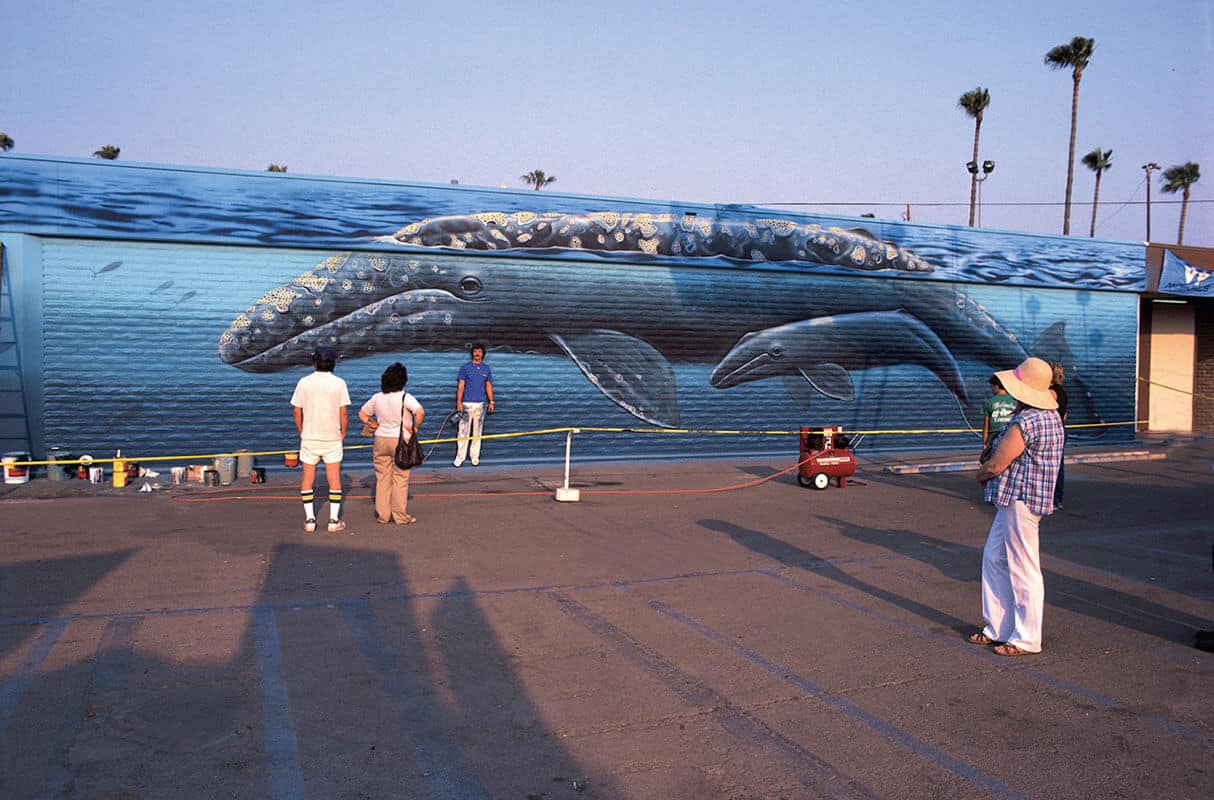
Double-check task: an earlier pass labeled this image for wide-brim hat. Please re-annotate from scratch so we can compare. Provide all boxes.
[995,357,1058,410]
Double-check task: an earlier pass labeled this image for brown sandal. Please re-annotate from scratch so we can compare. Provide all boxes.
[993,643,1032,656]
[967,632,1000,646]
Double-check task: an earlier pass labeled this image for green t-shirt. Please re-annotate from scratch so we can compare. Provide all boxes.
[982,393,1017,439]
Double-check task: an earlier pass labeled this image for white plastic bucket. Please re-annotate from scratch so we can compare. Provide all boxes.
[3,452,31,485]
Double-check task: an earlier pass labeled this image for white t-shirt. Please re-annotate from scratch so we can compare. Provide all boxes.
[290,370,351,441]
[360,391,423,438]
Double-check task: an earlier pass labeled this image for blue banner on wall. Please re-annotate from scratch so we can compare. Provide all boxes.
[1158,250,1214,297]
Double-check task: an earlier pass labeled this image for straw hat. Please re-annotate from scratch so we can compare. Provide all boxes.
[995,357,1058,410]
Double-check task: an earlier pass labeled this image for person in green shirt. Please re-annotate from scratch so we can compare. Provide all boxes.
[981,374,1017,460]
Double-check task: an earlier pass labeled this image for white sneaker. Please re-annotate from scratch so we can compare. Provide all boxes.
[303,518,317,533]
[471,460,479,466]
[327,519,346,533]
[452,460,463,467]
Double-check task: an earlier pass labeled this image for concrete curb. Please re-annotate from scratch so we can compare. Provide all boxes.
[883,449,1167,475]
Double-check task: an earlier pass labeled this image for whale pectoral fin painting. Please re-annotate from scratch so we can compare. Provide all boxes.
[549,330,680,427]
[799,365,855,401]
[710,310,968,408]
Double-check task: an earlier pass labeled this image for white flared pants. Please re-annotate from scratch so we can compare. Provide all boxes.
[981,500,1044,652]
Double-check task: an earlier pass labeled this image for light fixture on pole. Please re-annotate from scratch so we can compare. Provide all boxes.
[966,160,996,226]
[1142,162,1160,242]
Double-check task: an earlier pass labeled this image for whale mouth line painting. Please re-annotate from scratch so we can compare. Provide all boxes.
[3,158,1141,462]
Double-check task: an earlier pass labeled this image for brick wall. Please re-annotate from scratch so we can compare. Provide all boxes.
[1196,302,1214,434]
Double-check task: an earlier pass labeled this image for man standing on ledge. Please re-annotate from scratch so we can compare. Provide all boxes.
[291,345,350,532]
[453,342,495,467]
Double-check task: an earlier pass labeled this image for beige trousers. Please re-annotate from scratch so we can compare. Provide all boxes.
[372,436,413,523]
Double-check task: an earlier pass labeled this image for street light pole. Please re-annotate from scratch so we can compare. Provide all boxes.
[1142,162,1160,242]
[967,160,996,227]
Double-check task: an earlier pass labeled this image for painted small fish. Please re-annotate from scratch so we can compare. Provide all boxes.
[92,260,122,278]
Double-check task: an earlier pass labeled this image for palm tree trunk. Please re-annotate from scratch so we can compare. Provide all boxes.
[1178,187,1190,244]
[968,118,981,227]
[1088,172,1102,237]
[1063,74,1080,235]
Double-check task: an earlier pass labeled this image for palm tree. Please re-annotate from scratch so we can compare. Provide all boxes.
[521,169,556,190]
[1080,147,1112,237]
[1045,36,1095,235]
[0,132,13,152]
[93,145,120,160]
[1161,162,1201,244]
[267,164,288,172]
[958,87,991,227]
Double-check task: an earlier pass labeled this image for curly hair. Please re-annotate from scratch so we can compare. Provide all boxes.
[381,362,409,393]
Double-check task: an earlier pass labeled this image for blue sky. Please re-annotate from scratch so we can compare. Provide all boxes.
[2,0,1211,246]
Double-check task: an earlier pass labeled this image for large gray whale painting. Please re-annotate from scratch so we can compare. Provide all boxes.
[220,211,1090,430]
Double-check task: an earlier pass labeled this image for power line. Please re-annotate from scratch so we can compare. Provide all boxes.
[758,199,1209,208]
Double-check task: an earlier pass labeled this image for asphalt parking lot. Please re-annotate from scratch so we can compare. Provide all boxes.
[1,438,1212,799]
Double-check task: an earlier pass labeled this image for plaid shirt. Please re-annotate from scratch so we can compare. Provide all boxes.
[983,407,1065,515]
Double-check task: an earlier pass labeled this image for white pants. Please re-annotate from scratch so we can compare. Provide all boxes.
[454,402,485,465]
[981,500,1044,652]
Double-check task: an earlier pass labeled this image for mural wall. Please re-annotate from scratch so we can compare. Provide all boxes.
[0,156,1144,464]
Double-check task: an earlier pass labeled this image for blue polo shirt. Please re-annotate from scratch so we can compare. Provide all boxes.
[458,361,493,403]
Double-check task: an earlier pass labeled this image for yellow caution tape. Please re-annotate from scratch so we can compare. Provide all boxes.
[2,418,1153,468]
[1136,376,1214,401]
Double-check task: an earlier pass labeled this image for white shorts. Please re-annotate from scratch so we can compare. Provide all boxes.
[300,439,343,465]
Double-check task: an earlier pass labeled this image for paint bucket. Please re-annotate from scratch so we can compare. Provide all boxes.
[284,451,299,468]
[77,455,93,480]
[214,456,236,485]
[47,447,74,481]
[113,456,127,488]
[236,450,254,478]
[2,452,31,485]
[203,468,220,487]
[251,466,266,484]
[171,466,186,485]
[89,467,105,484]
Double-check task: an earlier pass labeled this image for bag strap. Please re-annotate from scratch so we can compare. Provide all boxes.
[397,393,407,445]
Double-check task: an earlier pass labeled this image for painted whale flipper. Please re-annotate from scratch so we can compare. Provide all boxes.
[799,364,855,401]
[549,330,680,427]
[782,375,816,410]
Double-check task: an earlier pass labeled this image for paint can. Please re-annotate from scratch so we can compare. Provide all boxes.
[2,452,31,485]
[203,468,220,487]
[284,451,299,468]
[89,467,105,484]
[214,456,236,485]
[236,450,254,478]
[78,455,93,480]
[47,447,74,481]
[113,455,127,488]
[251,466,266,484]
[171,466,186,485]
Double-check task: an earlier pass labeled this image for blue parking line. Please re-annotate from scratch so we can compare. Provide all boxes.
[646,597,1033,800]
[0,620,65,734]
[253,606,307,800]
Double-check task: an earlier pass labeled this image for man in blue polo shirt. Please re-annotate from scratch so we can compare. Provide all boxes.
[453,343,495,467]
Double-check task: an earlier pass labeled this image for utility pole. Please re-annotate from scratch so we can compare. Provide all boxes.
[1142,162,1160,242]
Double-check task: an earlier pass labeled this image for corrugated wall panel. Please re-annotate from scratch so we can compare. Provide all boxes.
[39,239,1138,466]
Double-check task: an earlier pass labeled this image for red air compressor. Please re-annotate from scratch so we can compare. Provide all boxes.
[797,426,857,489]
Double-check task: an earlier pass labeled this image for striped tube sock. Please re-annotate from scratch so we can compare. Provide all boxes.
[300,489,315,520]
[328,489,342,521]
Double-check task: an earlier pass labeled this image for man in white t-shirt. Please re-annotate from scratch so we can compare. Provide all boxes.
[290,345,350,533]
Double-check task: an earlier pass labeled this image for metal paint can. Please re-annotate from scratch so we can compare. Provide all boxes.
[171,466,186,485]
[251,466,266,484]
[214,456,236,485]
[236,450,254,478]
[203,468,220,487]
[284,451,299,468]
[47,447,73,481]
[88,467,105,484]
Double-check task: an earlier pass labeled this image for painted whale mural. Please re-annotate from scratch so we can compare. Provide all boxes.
[380,212,935,273]
[218,248,1085,429]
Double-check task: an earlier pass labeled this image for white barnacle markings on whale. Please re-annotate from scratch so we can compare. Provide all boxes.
[597,234,606,244]
[369,256,388,271]
[614,231,625,242]
[473,212,509,225]
[517,233,532,243]
[590,211,620,229]
[490,228,511,244]
[292,271,328,293]
[260,309,275,322]
[341,279,353,291]
[570,237,583,249]
[362,281,374,293]
[638,238,658,254]
[515,212,537,224]
[759,218,798,236]
[302,315,315,326]
[259,286,303,313]
[850,246,867,265]
[230,315,251,330]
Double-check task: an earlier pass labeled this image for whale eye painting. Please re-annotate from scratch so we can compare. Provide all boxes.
[2,158,1142,463]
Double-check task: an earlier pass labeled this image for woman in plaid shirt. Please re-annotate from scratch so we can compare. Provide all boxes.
[970,357,1065,656]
